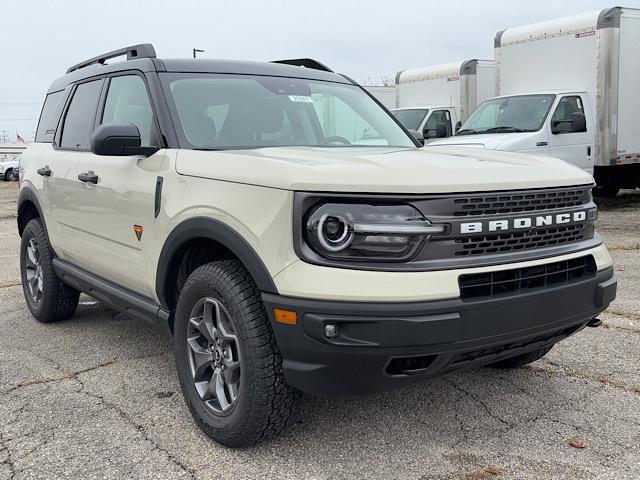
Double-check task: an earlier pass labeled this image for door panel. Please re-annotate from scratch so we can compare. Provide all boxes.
[547,95,594,173]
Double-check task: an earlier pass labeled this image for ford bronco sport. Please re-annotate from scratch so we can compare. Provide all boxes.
[18,44,617,447]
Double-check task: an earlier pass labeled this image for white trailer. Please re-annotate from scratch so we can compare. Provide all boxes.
[432,6,640,195]
[395,60,495,122]
[364,86,396,110]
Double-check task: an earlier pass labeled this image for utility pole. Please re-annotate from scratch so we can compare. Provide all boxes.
[0,130,9,143]
[193,48,204,58]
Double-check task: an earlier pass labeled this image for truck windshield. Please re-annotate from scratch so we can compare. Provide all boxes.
[160,73,416,149]
[457,94,556,135]
[392,109,428,131]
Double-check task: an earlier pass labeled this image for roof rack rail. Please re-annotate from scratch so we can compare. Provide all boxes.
[271,58,333,72]
[66,43,156,74]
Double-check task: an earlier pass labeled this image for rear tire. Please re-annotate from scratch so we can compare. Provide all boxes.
[593,184,620,198]
[5,169,18,181]
[20,219,80,322]
[487,345,553,369]
[173,260,301,447]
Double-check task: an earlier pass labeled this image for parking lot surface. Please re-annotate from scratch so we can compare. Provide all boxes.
[0,180,638,480]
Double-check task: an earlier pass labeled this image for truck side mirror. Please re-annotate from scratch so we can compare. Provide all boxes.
[409,129,425,145]
[571,112,587,133]
[90,123,159,157]
[455,121,462,133]
[436,123,448,138]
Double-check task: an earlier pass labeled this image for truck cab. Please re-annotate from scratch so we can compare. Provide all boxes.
[429,91,595,174]
[391,106,459,143]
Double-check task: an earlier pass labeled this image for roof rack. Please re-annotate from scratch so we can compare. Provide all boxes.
[271,58,333,72]
[66,43,156,74]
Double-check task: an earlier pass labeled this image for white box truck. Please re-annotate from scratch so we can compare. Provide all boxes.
[364,86,396,110]
[395,60,495,121]
[431,7,640,196]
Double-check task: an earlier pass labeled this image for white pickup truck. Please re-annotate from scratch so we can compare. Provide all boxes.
[431,7,640,196]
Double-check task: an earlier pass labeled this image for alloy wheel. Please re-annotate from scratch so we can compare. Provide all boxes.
[186,297,241,414]
[24,238,43,305]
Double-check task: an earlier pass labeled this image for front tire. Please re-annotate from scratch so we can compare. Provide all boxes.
[20,219,80,322]
[5,169,18,181]
[487,345,553,369]
[174,260,301,447]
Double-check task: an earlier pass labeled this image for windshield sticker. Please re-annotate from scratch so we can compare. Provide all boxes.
[288,95,314,103]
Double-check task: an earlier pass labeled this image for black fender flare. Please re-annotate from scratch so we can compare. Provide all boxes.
[17,187,50,241]
[155,217,279,309]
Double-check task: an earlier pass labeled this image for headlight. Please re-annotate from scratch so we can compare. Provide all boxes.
[304,203,445,262]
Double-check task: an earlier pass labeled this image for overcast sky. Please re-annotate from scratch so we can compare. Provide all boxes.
[2,0,639,141]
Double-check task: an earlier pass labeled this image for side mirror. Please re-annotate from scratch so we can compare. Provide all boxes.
[409,129,425,145]
[571,112,587,133]
[455,121,462,133]
[435,123,448,138]
[90,123,159,157]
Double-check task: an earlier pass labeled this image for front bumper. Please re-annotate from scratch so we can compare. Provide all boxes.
[263,267,616,398]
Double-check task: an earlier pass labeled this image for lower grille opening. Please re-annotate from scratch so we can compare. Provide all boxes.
[450,323,584,366]
[458,255,596,300]
[386,355,437,376]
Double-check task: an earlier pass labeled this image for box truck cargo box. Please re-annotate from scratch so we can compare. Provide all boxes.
[364,86,396,110]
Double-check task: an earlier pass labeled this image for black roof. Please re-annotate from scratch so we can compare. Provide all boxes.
[47,44,350,93]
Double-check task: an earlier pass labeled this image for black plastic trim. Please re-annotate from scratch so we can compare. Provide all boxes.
[155,217,278,309]
[67,43,156,73]
[271,58,333,72]
[17,187,49,240]
[154,176,163,218]
[53,258,171,336]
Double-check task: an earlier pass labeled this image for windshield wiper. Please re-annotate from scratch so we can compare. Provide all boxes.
[455,128,479,136]
[484,126,527,133]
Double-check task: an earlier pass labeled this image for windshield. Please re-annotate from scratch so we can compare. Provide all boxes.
[392,109,428,131]
[160,73,416,149]
[457,94,556,135]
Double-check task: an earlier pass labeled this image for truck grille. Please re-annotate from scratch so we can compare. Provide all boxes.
[451,187,588,217]
[454,224,586,256]
[458,255,596,300]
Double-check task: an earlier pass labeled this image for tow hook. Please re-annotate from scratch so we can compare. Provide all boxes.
[587,317,602,328]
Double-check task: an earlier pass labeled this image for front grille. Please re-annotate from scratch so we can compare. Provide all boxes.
[451,187,588,217]
[454,224,586,256]
[458,255,596,300]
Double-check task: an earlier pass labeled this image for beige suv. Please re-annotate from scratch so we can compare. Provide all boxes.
[18,44,617,447]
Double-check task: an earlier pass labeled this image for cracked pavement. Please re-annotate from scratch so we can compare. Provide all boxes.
[0,181,638,479]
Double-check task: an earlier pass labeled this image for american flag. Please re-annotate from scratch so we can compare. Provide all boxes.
[16,133,25,143]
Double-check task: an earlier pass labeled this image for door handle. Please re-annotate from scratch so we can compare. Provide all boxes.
[78,171,98,184]
[37,166,51,177]
[587,146,591,156]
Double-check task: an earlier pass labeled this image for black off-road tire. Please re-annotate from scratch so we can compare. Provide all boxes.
[174,260,301,447]
[5,169,18,181]
[487,345,553,369]
[20,219,80,322]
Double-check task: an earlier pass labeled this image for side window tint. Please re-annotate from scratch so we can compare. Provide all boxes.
[424,110,452,138]
[102,76,154,146]
[60,80,103,149]
[551,96,585,134]
[35,91,65,143]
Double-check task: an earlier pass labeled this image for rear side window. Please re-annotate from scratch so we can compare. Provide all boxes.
[35,91,65,143]
[60,80,103,150]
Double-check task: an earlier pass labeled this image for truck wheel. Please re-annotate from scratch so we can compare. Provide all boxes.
[486,345,553,369]
[6,169,18,181]
[173,260,301,447]
[20,219,80,322]
[593,184,620,198]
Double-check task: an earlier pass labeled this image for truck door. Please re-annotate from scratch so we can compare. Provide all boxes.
[547,95,594,173]
[422,109,453,143]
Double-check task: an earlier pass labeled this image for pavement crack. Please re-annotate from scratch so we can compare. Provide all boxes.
[527,362,640,396]
[74,377,196,479]
[0,282,20,289]
[444,378,514,429]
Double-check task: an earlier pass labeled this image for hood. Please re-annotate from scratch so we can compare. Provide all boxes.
[175,146,593,194]
[428,131,540,150]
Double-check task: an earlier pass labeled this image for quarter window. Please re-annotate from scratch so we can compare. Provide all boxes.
[35,91,65,143]
[60,80,103,150]
[102,76,154,146]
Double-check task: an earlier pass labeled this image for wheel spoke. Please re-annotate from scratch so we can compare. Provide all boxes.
[26,240,38,268]
[222,358,240,383]
[189,316,215,345]
[187,338,213,381]
[213,369,231,411]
